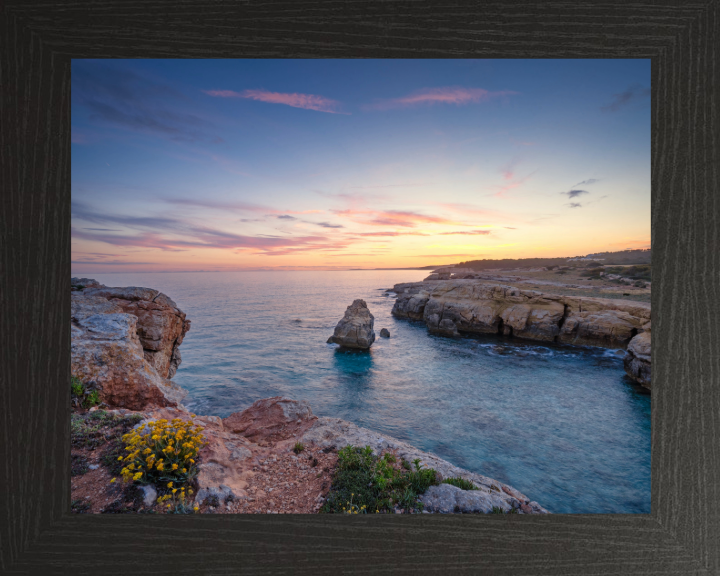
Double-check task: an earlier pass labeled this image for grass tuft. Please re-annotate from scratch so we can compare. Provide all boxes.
[442,477,478,491]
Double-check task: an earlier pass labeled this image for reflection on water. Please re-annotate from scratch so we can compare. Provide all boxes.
[87,270,650,514]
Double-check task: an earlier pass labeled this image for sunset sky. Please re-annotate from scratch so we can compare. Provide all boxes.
[71,59,650,273]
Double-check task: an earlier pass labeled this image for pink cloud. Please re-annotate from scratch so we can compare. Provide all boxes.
[438,230,491,236]
[493,170,538,197]
[366,87,518,110]
[204,89,348,114]
[72,226,338,255]
[501,159,519,181]
[332,209,462,228]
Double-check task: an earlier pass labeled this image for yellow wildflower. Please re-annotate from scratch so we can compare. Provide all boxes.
[167,481,173,488]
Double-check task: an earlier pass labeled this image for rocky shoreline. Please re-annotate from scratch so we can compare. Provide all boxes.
[390,278,651,389]
[70,278,548,515]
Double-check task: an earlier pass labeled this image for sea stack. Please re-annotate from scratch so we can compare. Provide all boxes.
[327,299,376,349]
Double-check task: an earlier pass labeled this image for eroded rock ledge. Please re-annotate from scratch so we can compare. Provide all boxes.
[391,279,651,388]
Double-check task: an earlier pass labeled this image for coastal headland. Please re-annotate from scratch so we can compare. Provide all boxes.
[70,278,549,515]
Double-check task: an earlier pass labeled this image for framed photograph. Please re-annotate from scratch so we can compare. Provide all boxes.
[2,2,718,574]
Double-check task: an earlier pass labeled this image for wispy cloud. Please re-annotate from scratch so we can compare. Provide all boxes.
[493,170,537,197]
[568,202,583,208]
[204,89,349,115]
[332,209,461,228]
[501,159,519,181]
[572,178,600,187]
[438,230,491,235]
[353,231,429,238]
[71,200,362,259]
[277,215,297,220]
[365,87,518,110]
[601,85,650,113]
[73,201,185,231]
[164,198,276,214]
[563,189,589,199]
[73,63,221,143]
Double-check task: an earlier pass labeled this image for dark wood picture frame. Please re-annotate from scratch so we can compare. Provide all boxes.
[1,2,718,574]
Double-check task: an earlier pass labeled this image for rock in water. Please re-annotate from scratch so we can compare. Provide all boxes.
[380,328,390,338]
[327,299,376,349]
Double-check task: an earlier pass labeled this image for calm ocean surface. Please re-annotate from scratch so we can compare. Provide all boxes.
[89,270,651,514]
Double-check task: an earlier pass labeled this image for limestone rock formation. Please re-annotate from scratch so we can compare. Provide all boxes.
[71,293,187,410]
[326,299,376,349]
[624,330,651,389]
[392,280,650,349]
[380,328,390,338]
[223,396,317,443]
[71,279,191,410]
[418,483,542,514]
[77,281,191,378]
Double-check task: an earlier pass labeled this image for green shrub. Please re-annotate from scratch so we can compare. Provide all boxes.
[442,477,478,491]
[293,442,305,454]
[71,376,102,409]
[71,376,84,397]
[321,445,440,514]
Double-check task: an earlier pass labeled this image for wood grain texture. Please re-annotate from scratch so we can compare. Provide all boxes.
[1,1,718,574]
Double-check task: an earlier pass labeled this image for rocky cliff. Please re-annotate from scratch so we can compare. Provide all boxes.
[71,278,190,410]
[391,279,651,387]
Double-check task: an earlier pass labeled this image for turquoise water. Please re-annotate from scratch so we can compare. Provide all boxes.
[88,270,651,514]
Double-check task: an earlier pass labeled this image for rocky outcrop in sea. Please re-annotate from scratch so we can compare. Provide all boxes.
[327,299,376,349]
[391,279,651,389]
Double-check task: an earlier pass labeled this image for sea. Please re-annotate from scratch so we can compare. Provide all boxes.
[86,270,651,514]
